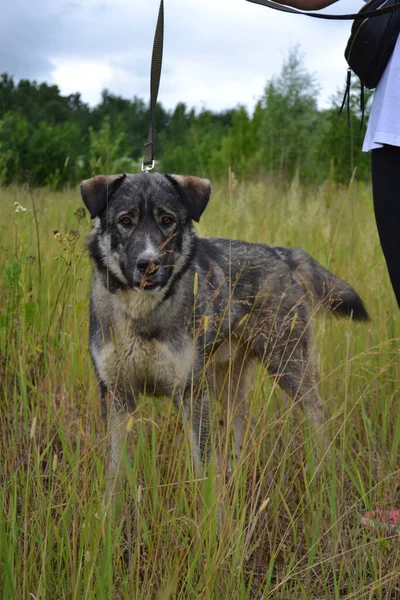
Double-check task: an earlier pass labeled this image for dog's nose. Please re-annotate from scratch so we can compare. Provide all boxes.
[136,257,160,275]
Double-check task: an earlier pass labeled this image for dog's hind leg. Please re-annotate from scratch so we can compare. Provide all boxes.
[177,384,212,474]
[211,353,256,468]
[230,362,257,464]
[253,321,325,436]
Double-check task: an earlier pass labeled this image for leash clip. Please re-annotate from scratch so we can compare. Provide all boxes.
[141,160,155,172]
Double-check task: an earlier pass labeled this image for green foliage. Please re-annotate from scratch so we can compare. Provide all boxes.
[159,103,235,175]
[89,116,136,176]
[28,120,82,187]
[316,80,374,183]
[90,90,169,162]
[209,103,263,178]
[0,112,30,184]
[0,50,372,187]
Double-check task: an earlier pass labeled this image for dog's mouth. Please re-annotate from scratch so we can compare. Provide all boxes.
[142,279,157,289]
[132,272,167,292]
[141,279,160,292]
[133,278,161,293]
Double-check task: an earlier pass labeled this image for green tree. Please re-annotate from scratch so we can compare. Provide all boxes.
[91,91,169,162]
[208,102,264,178]
[27,121,82,187]
[89,116,136,175]
[0,112,82,187]
[0,112,30,184]
[0,73,15,116]
[160,105,234,175]
[260,46,322,180]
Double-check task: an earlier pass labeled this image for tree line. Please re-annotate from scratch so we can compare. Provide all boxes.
[0,49,372,188]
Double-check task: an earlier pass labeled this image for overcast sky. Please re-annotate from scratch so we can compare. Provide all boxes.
[1,0,363,113]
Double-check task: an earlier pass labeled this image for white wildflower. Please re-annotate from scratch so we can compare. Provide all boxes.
[14,201,28,213]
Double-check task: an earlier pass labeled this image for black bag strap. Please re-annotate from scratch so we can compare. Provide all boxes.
[142,0,164,171]
[246,0,400,21]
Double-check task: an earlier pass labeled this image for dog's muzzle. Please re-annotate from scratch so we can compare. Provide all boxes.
[133,256,163,292]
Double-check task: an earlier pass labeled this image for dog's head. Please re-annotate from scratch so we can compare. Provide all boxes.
[81,172,211,293]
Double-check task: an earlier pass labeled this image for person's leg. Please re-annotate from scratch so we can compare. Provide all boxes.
[371,145,400,308]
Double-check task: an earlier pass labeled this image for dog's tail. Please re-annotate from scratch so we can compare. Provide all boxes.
[284,248,369,321]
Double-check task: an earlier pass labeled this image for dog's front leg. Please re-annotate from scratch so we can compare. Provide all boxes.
[107,402,127,508]
[102,388,134,515]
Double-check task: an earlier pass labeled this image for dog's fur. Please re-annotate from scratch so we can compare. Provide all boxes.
[81,172,369,498]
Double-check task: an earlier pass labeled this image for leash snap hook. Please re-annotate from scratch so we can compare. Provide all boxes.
[141,160,155,172]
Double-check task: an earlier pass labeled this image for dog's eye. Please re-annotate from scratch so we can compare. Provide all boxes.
[161,215,174,226]
[119,216,133,228]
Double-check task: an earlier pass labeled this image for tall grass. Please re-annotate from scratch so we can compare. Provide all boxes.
[1,174,399,599]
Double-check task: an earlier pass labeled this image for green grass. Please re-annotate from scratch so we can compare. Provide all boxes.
[1,174,399,599]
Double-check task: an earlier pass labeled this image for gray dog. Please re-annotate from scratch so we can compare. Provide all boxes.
[81,172,368,499]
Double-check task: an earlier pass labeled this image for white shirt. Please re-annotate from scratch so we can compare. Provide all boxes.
[363,34,400,151]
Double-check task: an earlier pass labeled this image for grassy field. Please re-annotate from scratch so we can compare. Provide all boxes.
[1,174,399,599]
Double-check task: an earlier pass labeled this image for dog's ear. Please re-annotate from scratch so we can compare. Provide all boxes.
[80,174,126,219]
[165,174,211,222]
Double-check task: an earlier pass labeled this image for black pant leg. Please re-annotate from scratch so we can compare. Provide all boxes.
[371,145,400,308]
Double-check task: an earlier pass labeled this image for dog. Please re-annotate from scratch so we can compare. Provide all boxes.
[80,172,369,500]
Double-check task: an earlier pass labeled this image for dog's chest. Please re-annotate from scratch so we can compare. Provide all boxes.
[101,323,194,395]
[123,334,168,380]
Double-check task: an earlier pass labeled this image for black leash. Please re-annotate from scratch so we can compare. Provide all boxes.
[142,0,164,171]
[141,0,400,165]
[246,0,400,20]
